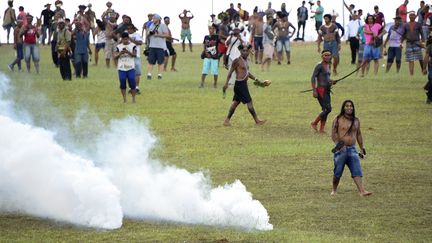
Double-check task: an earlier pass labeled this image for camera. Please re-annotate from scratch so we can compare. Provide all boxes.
[149,30,156,35]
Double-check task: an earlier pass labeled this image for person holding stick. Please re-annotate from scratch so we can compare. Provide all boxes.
[310,49,337,134]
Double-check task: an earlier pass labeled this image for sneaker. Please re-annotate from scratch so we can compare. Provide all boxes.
[277,61,281,65]
[7,64,13,71]
[147,74,152,80]
[136,89,141,94]
[157,74,162,80]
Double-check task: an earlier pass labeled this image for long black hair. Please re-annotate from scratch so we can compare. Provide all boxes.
[336,99,356,134]
[96,19,105,31]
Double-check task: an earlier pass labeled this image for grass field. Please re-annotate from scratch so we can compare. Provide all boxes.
[0,42,431,242]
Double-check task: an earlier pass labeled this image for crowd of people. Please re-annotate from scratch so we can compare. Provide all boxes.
[2,1,432,194]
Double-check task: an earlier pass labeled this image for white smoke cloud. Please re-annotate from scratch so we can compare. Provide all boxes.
[0,115,123,229]
[93,118,273,230]
[0,72,273,231]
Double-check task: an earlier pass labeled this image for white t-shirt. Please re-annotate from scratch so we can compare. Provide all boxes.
[96,30,106,44]
[128,32,143,58]
[116,42,136,71]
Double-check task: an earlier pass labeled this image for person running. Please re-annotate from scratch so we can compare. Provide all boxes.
[73,22,91,78]
[114,32,137,103]
[317,14,340,75]
[222,43,266,126]
[20,14,40,73]
[93,19,106,66]
[383,16,405,73]
[310,49,338,134]
[55,18,72,80]
[331,100,372,197]
[179,9,194,52]
[8,19,23,72]
[104,15,118,68]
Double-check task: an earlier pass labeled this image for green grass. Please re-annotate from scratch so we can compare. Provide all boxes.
[0,42,431,242]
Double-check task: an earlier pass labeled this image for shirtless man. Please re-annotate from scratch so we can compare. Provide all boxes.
[251,13,264,64]
[222,44,266,126]
[331,100,372,196]
[85,3,96,43]
[317,14,341,75]
[273,14,296,64]
[178,9,194,52]
[310,50,337,134]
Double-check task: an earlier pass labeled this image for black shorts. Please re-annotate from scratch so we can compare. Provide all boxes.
[147,47,165,65]
[233,80,252,104]
[165,41,176,56]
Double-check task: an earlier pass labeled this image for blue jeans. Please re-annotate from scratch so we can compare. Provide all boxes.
[333,146,363,178]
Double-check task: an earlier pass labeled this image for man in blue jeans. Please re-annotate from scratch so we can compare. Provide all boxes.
[331,100,372,196]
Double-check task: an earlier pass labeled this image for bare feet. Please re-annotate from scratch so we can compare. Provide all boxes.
[330,190,337,196]
[223,120,231,126]
[310,122,318,132]
[256,120,266,125]
[360,191,373,196]
[171,68,177,72]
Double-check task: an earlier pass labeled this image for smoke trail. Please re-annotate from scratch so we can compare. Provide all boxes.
[0,72,273,231]
[0,73,123,229]
[93,118,273,231]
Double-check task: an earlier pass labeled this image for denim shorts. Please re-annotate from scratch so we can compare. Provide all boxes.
[323,40,339,57]
[333,145,363,178]
[24,44,40,62]
[363,44,380,61]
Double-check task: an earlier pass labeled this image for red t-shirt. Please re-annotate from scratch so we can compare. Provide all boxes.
[23,26,38,44]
